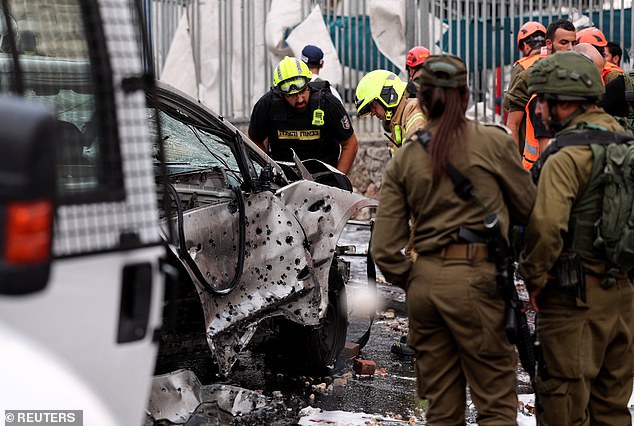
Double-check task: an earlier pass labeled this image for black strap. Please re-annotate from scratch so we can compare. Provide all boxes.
[532,128,632,183]
[417,130,475,201]
[554,129,631,148]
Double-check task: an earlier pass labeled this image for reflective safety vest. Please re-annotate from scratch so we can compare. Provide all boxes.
[514,53,543,71]
[515,54,547,169]
[522,94,540,170]
[601,61,624,85]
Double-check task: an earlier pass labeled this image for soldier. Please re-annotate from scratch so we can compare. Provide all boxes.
[509,19,577,170]
[354,70,425,154]
[519,51,634,425]
[576,27,623,85]
[371,54,535,425]
[503,21,547,153]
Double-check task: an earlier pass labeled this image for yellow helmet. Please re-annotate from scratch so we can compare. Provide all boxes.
[273,56,312,94]
[354,70,407,118]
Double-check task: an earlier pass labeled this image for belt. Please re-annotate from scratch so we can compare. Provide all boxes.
[423,243,488,261]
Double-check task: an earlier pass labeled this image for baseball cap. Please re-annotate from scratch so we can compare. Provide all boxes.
[301,45,324,66]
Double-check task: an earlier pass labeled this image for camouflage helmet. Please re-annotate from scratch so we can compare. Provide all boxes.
[418,54,468,88]
[528,51,604,101]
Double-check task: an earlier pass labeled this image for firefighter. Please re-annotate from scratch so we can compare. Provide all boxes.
[405,45,431,97]
[248,56,358,174]
[354,70,425,154]
[371,54,535,424]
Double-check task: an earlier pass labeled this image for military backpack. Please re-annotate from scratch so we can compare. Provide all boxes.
[532,126,634,276]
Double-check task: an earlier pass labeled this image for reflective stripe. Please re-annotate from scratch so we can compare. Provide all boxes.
[522,93,540,171]
[524,143,538,155]
[294,57,303,74]
[394,125,402,145]
[405,112,424,133]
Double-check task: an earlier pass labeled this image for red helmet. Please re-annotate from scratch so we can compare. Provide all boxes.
[517,21,547,50]
[406,46,431,68]
[576,27,608,47]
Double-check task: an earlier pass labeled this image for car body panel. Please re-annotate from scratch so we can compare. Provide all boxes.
[154,81,378,375]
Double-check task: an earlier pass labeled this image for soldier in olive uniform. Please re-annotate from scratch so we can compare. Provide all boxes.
[519,51,634,425]
[371,55,536,425]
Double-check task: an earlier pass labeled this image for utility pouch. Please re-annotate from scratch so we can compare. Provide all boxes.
[457,226,488,244]
[554,252,586,302]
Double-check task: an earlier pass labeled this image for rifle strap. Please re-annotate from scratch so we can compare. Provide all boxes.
[416,129,478,204]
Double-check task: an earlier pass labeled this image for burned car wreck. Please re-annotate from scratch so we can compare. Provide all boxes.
[151,82,377,378]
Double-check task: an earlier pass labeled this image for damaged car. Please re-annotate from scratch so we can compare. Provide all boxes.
[150,82,377,379]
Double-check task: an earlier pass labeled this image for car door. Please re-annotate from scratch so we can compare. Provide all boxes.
[0,1,165,424]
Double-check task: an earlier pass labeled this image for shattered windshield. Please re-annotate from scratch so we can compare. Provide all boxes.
[149,106,244,188]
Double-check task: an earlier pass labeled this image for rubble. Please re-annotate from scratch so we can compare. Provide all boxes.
[353,358,377,375]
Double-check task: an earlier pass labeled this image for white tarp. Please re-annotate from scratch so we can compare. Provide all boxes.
[285,5,343,86]
[368,0,406,72]
[161,2,269,118]
[159,1,446,118]
[265,0,302,65]
[160,12,197,97]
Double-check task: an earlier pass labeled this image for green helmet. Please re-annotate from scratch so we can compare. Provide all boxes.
[418,54,468,88]
[273,56,312,94]
[354,70,407,118]
[528,51,604,101]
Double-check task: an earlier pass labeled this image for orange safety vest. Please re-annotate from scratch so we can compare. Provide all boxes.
[514,54,543,71]
[601,61,624,84]
[522,94,540,170]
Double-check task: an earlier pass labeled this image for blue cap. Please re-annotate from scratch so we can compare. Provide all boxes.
[301,45,324,66]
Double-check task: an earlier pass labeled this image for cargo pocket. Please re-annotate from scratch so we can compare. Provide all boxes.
[536,377,573,426]
[469,264,513,355]
[537,310,588,379]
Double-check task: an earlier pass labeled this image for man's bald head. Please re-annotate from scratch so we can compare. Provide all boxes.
[574,42,605,72]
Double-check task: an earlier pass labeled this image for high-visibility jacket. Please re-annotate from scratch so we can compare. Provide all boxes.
[602,61,624,85]
[516,53,549,170]
[522,94,540,170]
[514,53,543,71]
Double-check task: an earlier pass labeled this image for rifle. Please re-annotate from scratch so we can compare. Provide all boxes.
[416,129,541,411]
[485,213,541,413]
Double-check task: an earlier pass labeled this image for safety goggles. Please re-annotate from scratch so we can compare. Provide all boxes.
[278,77,309,95]
[354,98,373,117]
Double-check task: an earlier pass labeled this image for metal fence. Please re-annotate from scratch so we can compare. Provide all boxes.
[143,0,633,134]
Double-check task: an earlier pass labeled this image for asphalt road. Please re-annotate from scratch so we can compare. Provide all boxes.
[145,222,538,425]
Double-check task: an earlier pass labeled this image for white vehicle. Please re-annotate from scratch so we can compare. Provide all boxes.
[0,1,166,425]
